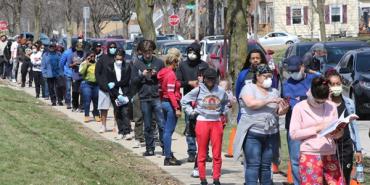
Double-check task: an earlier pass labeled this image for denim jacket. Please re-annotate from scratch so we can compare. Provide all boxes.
[343,96,362,152]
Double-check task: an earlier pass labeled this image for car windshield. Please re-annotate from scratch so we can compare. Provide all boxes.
[356,53,370,72]
[297,44,314,57]
[163,44,189,55]
[206,43,217,54]
[125,42,134,50]
[326,45,367,65]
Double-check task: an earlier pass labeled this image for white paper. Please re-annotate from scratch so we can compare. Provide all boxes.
[318,112,359,137]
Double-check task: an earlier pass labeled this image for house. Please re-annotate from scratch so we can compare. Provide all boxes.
[273,0,360,38]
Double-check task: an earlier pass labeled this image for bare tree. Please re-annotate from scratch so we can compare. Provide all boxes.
[157,0,170,34]
[1,0,23,34]
[135,0,156,41]
[107,0,135,39]
[88,0,111,38]
[312,0,326,41]
[0,1,14,35]
[34,0,42,41]
[65,0,73,48]
[208,0,214,35]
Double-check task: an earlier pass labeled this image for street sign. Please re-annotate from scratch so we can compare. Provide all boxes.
[169,14,180,26]
[83,7,90,19]
[0,21,8,31]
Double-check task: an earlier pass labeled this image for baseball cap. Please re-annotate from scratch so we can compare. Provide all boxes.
[284,56,303,72]
[203,68,218,79]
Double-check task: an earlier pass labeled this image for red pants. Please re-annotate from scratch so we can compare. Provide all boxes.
[195,120,224,180]
[299,154,344,185]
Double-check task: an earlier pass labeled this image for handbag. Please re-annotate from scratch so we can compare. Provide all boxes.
[185,88,201,137]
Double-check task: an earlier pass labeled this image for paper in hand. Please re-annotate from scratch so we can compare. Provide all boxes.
[318,111,359,137]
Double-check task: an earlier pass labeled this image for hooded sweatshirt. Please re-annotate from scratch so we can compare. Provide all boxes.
[176,43,209,95]
[158,67,182,110]
[181,83,229,121]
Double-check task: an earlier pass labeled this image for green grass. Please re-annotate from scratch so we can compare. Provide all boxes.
[0,86,179,185]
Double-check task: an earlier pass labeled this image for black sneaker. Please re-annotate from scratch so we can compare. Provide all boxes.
[200,180,208,185]
[188,154,196,162]
[143,150,154,156]
[52,103,56,106]
[206,155,213,162]
[164,157,182,166]
[66,104,72,109]
[36,95,39,98]
[213,179,221,185]
[58,102,63,106]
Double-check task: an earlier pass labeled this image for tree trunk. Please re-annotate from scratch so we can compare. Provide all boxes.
[227,0,248,82]
[34,0,42,41]
[14,0,22,34]
[65,0,73,48]
[317,0,326,41]
[135,0,156,41]
[208,0,214,35]
[122,21,129,39]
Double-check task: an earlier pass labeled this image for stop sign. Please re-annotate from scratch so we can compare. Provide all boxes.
[169,14,180,26]
[0,21,8,31]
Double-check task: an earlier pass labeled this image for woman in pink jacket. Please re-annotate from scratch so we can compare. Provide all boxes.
[290,76,344,185]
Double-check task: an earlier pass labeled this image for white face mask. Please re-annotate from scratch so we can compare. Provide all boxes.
[188,53,197,61]
[32,49,37,53]
[290,71,304,81]
[115,60,122,64]
[262,78,272,88]
[330,85,343,97]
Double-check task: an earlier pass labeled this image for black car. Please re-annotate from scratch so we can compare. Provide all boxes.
[335,47,370,117]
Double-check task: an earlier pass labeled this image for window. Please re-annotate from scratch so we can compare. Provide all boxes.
[331,5,342,23]
[291,7,303,24]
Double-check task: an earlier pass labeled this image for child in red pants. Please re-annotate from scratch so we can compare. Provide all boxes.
[181,68,229,185]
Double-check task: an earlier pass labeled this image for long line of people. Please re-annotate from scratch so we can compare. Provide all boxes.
[0,34,364,185]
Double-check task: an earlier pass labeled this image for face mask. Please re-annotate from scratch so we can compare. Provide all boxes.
[41,48,44,52]
[330,85,343,97]
[109,48,116,55]
[290,71,304,81]
[262,78,272,88]
[187,53,197,61]
[115,60,122,64]
[32,49,37,53]
[307,94,325,108]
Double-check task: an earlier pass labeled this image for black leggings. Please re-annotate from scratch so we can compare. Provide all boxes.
[21,60,33,86]
[33,71,44,97]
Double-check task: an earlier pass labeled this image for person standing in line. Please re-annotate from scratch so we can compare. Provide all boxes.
[0,35,8,79]
[325,69,363,185]
[30,44,44,98]
[158,48,182,166]
[70,39,85,112]
[19,38,32,87]
[181,68,229,185]
[290,76,344,185]
[11,35,20,83]
[131,39,165,156]
[106,50,133,139]
[95,42,117,133]
[3,38,12,80]
[41,43,63,106]
[281,56,319,185]
[60,43,76,109]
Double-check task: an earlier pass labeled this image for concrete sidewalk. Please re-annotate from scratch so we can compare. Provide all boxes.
[6,82,286,185]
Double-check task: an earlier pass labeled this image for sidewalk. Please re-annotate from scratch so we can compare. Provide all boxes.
[6,83,286,185]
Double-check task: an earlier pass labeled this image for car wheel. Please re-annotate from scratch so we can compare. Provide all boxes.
[286,41,294,45]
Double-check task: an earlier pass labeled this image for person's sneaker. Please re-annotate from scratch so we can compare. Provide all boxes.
[99,125,107,133]
[21,84,25,87]
[132,140,141,148]
[206,155,213,162]
[79,108,84,113]
[52,103,56,106]
[200,179,207,185]
[35,95,39,98]
[115,134,125,140]
[44,97,49,100]
[191,168,199,178]
[12,79,16,83]
[58,102,64,106]
[213,179,221,185]
[125,132,134,140]
[72,108,77,112]
[164,156,182,166]
[84,116,90,123]
[188,154,196,162]
[142,150,155,156]
[94,116,101,122]
[66,104,72,109]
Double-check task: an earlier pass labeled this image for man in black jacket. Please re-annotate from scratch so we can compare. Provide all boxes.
[131,40,165,156]
[176,42,209,163]
[106,50,132,139]
[95,42,117,133]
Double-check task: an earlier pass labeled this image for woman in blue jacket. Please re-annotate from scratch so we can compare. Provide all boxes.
[325,69,363,185]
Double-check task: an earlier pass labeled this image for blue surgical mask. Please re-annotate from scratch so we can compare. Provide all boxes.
[109,48,116,55]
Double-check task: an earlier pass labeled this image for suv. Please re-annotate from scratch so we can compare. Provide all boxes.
[199,35,224,62]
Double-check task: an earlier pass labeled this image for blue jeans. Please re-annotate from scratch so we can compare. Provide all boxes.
[162,101,177,158]
[140,99,164,152]
[65,76,72,105]
[243,131,278,185]
[81,81,99,117]
[287,132,301,185]
[184,112,197,156]
[43,77,49,97]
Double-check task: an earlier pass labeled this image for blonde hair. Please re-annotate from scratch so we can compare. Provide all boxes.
[165,48,181,66]
[219,80,231,91]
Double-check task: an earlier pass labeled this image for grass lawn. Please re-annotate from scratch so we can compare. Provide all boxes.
[0,86,180,185]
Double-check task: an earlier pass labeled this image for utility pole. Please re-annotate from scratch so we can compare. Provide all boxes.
[195,0,199,40]
[253,4,258,39]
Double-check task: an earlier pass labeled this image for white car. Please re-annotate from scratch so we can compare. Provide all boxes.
[200,35,224,62]
[259,32,300,46]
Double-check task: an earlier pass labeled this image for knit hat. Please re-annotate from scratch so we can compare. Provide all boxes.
[255,64,272,74]
[203,68,218,79]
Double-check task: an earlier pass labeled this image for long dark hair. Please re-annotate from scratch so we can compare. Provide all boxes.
[311,76,330,99]
[242,49,268,70]
[324,69,343,83]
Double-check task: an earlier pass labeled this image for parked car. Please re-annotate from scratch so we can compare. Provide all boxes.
[259,32,300,46]
[20,32,51,46]
[124,40,134,56]
[335,48,370,118]
[157,40,194,60]
[280,41,370,83]
[199,35,224,62]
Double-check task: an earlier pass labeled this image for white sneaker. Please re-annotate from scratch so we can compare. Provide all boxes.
[12,79,16,83]
[132,140,141,148]
[125,132,134,140]
[115,134,125,140]
[99,125,107,133]
[191,168,199,178]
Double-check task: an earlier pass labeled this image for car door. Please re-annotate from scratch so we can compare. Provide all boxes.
[276,33,289,45]
[260,33,277,46]
[340,54,354,96]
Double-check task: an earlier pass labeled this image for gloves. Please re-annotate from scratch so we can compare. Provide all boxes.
[107,82,115,89]
[117,95,129,105]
